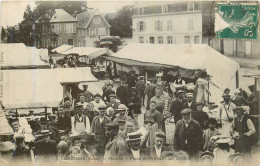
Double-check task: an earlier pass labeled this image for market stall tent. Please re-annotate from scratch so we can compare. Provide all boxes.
[27,46,49,62]
[51,44,74,54]
[104,43,240,103]
[1,67,98,109]
[1,43,49,69]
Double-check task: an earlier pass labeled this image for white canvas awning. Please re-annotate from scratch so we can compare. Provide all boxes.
[27,46,49,62]
[51,44,74,53]
[62,47,111,60]
[1,43,48,68]
[1,67,98,109]
[104,43,240,103]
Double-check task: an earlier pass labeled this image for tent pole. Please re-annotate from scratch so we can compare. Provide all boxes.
[208,77,210,105]
[16,109,18,118]
[236,70,239,88]
[45,107,47,120]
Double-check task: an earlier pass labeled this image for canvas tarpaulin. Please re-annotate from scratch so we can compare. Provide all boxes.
[62,47,111,60]
[51,44,74,54]
[104,43,240,103]
[1,67,98,109]
[1,43,48,68]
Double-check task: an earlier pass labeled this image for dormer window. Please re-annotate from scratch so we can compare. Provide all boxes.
[93,16,101,24]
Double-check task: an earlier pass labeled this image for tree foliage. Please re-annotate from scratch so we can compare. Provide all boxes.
[17,1,88,47]
[106,5,133,38]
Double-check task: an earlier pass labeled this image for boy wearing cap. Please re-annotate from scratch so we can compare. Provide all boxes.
[231,107,255,159]
[71,105,90,134]
[174,108,203,159]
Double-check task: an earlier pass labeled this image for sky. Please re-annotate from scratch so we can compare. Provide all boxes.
[0,1,134,28]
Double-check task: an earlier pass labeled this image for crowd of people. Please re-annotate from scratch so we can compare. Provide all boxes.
[1,70,259,165]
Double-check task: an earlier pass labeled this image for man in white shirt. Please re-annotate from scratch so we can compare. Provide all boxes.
[125,132,148,160]
[76,93,88,110]
[231,107,256,159]
[71,105,90,134]
[148,131,167,159]
[91,93,106,111]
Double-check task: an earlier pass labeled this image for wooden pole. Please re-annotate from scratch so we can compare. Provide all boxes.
[16,109,18,118]
[236,70,239,88]
[45,107,47,120]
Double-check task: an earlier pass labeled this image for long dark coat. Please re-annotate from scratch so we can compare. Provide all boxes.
[170,98,185,124]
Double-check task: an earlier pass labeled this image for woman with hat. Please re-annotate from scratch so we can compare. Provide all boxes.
[102,83,115,104]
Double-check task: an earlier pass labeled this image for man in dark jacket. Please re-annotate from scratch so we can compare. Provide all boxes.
[148,131,168,159]
[102,83,115,104]
[57,106,72,134]
[116,79,128,106]
[183,93,196,111]
[192,102,209,130]
[106,94,120,114]
[13,136,31,161]
[170,90,186,124]
[174,108,203,159]
[128,88,142,118]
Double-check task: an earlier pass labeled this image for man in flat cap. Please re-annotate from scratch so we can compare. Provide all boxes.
[106,94,120,114]
[174,108,203,159]
[91,105,111,157]
[231,107,255,159]
[71,105,90,134]
[103,122,128,162]
[113,104,134,125]
[170,90,186,124]
[218,94,236,137]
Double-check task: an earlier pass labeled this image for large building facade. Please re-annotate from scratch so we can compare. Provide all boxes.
[132,2,203,44]
[35,8,110,48]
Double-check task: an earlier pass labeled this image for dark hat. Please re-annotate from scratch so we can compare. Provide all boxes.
[82,84,88,87]
[69,133,85,141]
[94,93,101,98]
[176,90,186,95]
[98,105,107,110]
[29,110,34,113]
[248,85,255,91]
[200,151,214,160]
[116,119,126,125]
[222,94,231,98]
[144,118,155,125]
[106,121,119,128]
[126,132,141,142]
[64,97,71,102]
[85,133,98,143]
[208,118,217,125]
[109,94,116,98]
[181,108,192,114]
[40,117,49,124]
[234,107,245,112]
[230,153,245,163]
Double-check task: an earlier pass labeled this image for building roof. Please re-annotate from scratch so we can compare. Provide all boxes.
[50,9,78,23]
[77,9,111,29]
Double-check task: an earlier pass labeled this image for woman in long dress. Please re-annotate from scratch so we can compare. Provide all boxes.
[195,71,210,105]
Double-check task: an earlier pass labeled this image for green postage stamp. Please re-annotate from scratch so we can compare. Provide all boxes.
[215,2,258,40]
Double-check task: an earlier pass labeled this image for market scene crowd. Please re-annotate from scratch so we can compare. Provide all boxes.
[0,69,259,165]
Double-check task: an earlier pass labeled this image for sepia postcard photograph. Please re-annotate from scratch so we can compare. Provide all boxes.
[0,0,259,166]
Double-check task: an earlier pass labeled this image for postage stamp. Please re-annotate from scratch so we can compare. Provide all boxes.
[215,2,258,40]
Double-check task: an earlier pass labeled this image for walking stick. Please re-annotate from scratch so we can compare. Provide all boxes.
[30,149,36,165]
